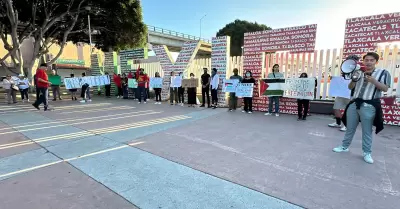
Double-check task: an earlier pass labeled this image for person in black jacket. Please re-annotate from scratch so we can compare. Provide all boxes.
[241,71,256,114]
[297,73,310,121]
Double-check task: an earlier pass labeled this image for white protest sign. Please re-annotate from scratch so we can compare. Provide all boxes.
[222,79,239,92]
[235,83,254,97]
[284,78,315,100]
[329,76,351,99]
[150,77,163,88]
[172,76,182,87]
[64,75,110,89]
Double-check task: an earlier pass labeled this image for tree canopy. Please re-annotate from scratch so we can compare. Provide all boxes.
[216,19,271,56]
[0,0,146,74]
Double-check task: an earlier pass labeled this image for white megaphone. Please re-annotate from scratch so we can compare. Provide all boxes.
[340,55,366,82]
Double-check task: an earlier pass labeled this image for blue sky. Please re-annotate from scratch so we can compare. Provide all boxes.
[142,0,398,50]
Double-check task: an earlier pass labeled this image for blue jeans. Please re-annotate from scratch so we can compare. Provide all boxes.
[342,102,376,153]
[268,96,280,113]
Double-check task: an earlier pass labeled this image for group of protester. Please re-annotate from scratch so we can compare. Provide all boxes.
[108,68,150,103]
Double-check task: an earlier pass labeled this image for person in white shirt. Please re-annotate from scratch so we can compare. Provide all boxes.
[210,68,220,109]
[169,71,178,105]
[3,75,17,104]
[17,74,30,102]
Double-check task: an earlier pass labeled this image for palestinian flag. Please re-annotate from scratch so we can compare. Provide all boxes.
[259,78,285,96]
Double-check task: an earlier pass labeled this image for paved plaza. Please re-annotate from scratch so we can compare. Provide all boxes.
[0,98,399,209]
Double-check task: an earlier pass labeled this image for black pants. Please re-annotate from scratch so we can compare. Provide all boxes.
[20,88,29,100]
[178,87,184,103]
[117,87,123,96]
[33,88,48,108]
[202,86,210,106]
[297,99,310,119]
[154,88,161,101]
[138,86,147,102]
[211,89,218,105]
[35,86,39,100]
[244,97,253,112]
[105,85,111,97]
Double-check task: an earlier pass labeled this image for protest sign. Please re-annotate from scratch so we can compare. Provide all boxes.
[171,76,182,87]
[128,78,138,88]
[150,77,163,88]
[222,79,239,92]
[260,78,285,96]
[235,83,254,97]
[329,76,351,99]
[64,75,110,89]
[48,75,61,85]
[181,78,198,88]
[284,78,315,100]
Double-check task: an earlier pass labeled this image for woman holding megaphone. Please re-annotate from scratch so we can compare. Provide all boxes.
[332,52,392,164]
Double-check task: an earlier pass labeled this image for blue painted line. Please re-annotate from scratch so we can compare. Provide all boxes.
[101,109,224,143]
[0,148,60,181]
[70,147,303,209]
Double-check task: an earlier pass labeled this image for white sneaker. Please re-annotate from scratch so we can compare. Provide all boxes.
[332,146,349,153]
[340,126,347,132]
[138,102,141,104]
[27,99,30,102]
[87,99,92,102]
[275,113,280,117]
[117,96,120,99]
[80,100,86,103]
[328,123,341,128]
[144,102,147,104]
[242,110,246,113]
[264,113,272,116]
[363,153,374,164]
[155,102,158,104]
[248,111,253,114]
[180,103,184,106]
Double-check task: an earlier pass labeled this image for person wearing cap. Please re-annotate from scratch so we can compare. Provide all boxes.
[17,74,30,102]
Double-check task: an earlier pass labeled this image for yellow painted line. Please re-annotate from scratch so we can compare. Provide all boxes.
[56,106,135,114]
[0,115,190,150]
[0,111,161,135]
[0,110,157,131]
[0,141,145,179]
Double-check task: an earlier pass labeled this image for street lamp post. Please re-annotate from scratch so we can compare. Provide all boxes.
[200,14,207,40]
[85,6,92,54]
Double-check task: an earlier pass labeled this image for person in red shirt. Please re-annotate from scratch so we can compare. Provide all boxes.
[113,73,122,98]
[32,64,52,111]
[136,68,149,103]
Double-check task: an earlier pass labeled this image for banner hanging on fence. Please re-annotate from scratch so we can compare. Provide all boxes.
[259,78,285,97]
[150,77,163,88]
[235,83,254,97]
[128,78,138,88]
[222,79,240,92]
[284,78,315,100]
[64,75,110,89]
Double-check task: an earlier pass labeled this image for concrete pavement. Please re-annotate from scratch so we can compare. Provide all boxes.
[0,97,399,209]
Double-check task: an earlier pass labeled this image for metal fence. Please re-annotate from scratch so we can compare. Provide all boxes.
[147,25,211,43]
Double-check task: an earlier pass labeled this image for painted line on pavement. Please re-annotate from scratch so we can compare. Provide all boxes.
[0,115,190,150]
[0,141,145,179]
[0,111,161,135]
[0,110,157,131]
[56,106,135,114]
[0,103,112,112]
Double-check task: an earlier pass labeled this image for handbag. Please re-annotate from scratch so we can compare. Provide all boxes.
[11,84,19,91]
